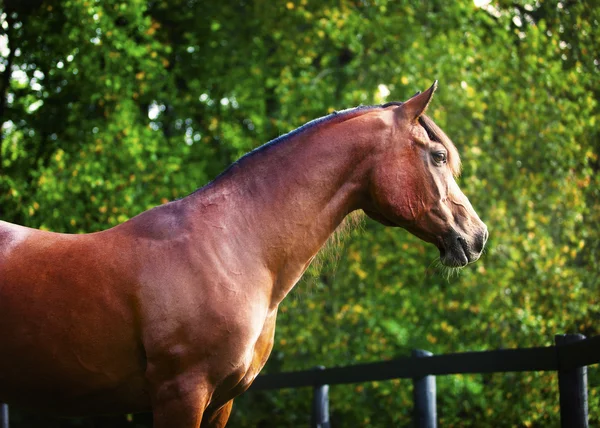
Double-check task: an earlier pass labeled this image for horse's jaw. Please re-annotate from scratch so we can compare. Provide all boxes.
[362,209,398,227]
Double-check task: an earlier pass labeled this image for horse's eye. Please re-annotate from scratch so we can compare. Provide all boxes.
[432,151,447,165]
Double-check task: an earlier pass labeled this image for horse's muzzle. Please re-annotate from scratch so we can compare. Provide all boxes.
[439,227,488,267]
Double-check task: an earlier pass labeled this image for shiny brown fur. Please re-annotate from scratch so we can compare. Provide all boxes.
[0,82,487,427]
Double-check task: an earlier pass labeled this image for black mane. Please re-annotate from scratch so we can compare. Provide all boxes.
[200,101,460,190]
[203,105,381,188]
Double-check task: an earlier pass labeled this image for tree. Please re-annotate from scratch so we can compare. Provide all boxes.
[1,0,598,426]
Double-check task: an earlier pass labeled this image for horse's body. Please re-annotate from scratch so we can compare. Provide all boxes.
[0,83,487,427]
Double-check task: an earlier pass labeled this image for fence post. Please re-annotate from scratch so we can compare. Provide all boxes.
[412,349,436,428]
[555,334,588,428]
[1,403,8,428]
[311,366,330,428]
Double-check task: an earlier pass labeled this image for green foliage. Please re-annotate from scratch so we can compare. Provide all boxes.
[1,0,598,426]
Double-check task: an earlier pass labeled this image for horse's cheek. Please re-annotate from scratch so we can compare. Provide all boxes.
[387,168,419,221]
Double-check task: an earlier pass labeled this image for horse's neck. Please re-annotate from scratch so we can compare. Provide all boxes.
[191,113,378,307]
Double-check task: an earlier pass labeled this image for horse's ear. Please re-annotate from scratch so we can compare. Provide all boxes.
[398,81,438,121]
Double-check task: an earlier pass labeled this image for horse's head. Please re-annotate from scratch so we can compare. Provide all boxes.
[363,81,488,267]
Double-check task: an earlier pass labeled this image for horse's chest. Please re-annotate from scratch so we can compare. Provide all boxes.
[211,309,278,405]
[229,308,277,378]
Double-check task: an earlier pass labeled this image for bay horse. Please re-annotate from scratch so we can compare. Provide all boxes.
[0,82,487,427]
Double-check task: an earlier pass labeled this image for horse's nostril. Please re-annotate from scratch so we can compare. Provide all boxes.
[475,229,488,253]
[456,235,469,253]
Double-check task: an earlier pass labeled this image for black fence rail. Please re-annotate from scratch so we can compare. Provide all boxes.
[1,334,599,427]
[249,334,600,428]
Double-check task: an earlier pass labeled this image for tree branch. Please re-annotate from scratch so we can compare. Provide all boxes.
[0,12,16,171]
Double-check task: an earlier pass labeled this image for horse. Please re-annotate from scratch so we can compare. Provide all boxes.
[0,82,487,427]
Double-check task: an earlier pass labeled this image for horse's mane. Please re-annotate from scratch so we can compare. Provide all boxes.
[231,105,377,168]
[205,101,461,189]
[196,106,377,192]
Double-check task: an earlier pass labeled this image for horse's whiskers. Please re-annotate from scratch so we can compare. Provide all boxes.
[429,257,462,281]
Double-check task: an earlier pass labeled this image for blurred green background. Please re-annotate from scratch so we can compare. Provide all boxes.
[0,0,598,426]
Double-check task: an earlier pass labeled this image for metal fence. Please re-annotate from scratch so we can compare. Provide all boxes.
[249,334,600,428]
[1,334,598,427]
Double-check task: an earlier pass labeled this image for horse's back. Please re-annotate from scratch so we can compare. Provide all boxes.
[0,220,150,414]
[0,202,231,415]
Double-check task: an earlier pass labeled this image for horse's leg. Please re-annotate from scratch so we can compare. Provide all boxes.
[150,373,211,428]
[200,400,233,428]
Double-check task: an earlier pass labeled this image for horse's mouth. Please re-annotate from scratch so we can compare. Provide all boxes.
[363,209,487,268]
[439,246,467,267]
[438,234,478,267]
